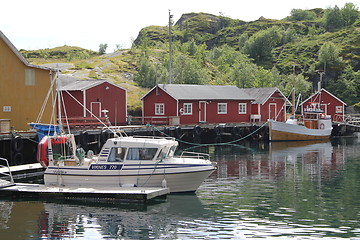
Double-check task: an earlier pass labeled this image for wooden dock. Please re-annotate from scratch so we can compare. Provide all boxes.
[0,159,169,203]
[0,181,169,203]
[0,163,44,179]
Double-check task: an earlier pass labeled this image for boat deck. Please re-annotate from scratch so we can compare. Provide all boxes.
[0,181,169,203]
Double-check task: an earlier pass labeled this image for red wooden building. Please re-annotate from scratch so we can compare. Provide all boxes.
[59,75,127,126]
[243,87,290,122]
[300,88,346,122]
[141,84,255,125]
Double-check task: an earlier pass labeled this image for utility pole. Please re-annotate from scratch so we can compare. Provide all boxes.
[168,10,173,84]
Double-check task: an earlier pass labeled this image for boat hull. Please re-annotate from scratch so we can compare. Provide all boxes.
[268,120,332,141]
[44,164,215,193]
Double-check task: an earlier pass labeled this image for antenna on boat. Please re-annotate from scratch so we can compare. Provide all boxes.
[317,71,325,92]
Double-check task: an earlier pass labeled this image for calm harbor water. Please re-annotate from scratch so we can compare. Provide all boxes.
[1,137,360,239]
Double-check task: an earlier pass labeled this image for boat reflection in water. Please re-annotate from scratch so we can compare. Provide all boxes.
[0,194,209,239]
[212,140,344,181]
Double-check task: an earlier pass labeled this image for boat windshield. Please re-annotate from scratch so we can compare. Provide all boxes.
[126,148,158,160]
[304,113,318,120]
[108,147,126,162]
[168,146,177,158]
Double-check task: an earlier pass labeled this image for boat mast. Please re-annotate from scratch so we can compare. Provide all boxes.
[292,65,296,117]
[56,70,63,132]
[292,88,295,116]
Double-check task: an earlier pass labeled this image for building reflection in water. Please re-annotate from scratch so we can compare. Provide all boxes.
[0,194,209,239]
[213,140,345,181]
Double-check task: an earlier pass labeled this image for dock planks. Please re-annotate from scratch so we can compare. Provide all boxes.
[0,182,169,203]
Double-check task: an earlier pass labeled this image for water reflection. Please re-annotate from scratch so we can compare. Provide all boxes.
[0,138,359,239]
[211,140,345,182]
[198,139,360,239]
[0,195,211,239]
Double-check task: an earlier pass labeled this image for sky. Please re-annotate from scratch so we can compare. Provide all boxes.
[0,0,356,53]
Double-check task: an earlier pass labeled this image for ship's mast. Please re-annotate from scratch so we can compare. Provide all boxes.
[292,65,295,116]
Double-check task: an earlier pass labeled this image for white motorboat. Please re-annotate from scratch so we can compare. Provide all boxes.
[39,133,216,193]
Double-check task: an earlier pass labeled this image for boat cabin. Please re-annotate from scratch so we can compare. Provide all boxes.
[97,136,178,162]
[302,102,331,130]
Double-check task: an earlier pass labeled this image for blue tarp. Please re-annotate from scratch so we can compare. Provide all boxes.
[29,123,60,141]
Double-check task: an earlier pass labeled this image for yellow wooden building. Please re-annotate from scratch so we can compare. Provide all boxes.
[0,31,56,131]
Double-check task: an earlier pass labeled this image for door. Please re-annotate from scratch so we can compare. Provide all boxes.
[90,102,101,118]
[269,103,276,120]
[199,101,206,122]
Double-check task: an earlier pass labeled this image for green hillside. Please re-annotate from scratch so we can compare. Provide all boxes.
[22,3,360,113]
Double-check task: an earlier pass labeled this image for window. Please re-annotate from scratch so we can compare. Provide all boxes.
[108,147,126,162]
[183,103,192,115]
[2,106,11,112]
[335,106,343,113]
[25,69,35,86]
[217,103,227,114]
[126,148,158,160]
[155,103,164,115]
[239,103,247,114]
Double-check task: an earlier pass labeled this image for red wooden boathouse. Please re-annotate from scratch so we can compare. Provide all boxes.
[141,84,255,125]
[59,75,127,126]
[242,87,290,122]
[300,88,346,122]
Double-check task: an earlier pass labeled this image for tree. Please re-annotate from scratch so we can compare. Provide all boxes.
[280,73,312,99]
[324,3,359,31]
[341,3,359,27]
[289,9,316,21]
[282,28,299,44]
[98,43,108,54]
[318,42,343,70]
[134,55,157,88]
[328,65,360,105]
[238,33,248,50]
[171,54,208,84]
[242,26,283,67]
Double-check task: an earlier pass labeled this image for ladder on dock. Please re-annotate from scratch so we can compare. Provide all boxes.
[0,158,15,188]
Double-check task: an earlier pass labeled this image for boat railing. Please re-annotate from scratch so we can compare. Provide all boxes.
[132,135,175,141]
[105,127,129,137]
[0,157,14,185]
[180,151,210,160]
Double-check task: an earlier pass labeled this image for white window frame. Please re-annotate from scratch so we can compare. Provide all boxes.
[335,106,343,113]
[183,103,192,115]
[155,103,164,115]
[217,103,227,114]
[239,103,247,114]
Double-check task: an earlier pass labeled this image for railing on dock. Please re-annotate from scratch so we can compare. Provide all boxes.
[0,157,14,186]
[62,117,109,129]
[180,151,210,160]
[343,114,360,125]
[128,116,180,126]
[129,116,169,125]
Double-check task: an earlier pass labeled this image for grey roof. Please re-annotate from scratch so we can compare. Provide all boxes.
[58,75,126,91]
[300,88,347,106]
[242,87,291,105]
[148,84,254,100]
[58,75,105,91]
